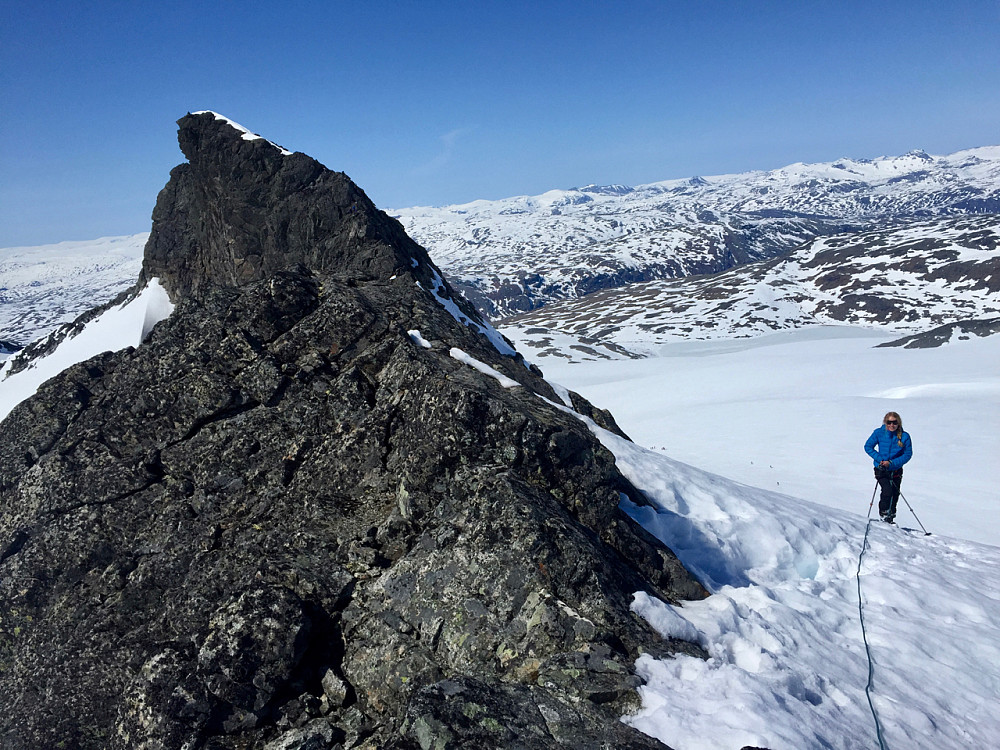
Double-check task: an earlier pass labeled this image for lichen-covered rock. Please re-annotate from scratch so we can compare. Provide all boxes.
[398,677,667,749]
[0,113,706,749]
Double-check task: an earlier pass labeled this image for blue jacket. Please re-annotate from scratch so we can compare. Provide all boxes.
[865,426,912,470]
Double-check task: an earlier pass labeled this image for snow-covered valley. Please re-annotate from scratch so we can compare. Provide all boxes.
[505,214,1000,357]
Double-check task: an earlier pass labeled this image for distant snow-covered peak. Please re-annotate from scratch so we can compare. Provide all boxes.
[393,144,999,226]
[578,184,635,196]
[635,144,1000,193]
[534,189,594,208]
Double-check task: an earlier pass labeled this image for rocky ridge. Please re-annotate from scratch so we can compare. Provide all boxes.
[0,113,706,749]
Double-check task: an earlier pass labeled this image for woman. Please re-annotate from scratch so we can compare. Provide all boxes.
[864,411,913,523]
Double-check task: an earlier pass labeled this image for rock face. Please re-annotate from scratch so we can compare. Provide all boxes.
[140,114,445,303]
[876,316,1000,348]
[0,113,706,749]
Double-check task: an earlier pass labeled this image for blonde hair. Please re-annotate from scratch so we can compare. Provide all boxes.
[883,411,904,446]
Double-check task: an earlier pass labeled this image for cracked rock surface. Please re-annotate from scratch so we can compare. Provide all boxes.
[0,113,706,750]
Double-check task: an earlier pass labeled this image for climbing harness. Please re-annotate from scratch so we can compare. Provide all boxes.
[856,481,890,750]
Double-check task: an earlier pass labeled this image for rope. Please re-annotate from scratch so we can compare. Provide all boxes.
[856,502,890,750]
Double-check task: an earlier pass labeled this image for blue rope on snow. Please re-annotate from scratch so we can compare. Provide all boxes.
[856,516,890,750]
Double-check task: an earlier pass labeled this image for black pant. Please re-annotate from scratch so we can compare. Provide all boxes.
[875,468,903,517]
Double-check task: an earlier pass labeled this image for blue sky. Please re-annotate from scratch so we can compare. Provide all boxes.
[2,0,999,247]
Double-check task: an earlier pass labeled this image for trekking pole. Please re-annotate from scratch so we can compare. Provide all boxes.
[897,489,931,536]
[866,480,878,520]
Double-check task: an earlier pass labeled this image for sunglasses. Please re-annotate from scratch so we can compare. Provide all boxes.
[885,420,899,425]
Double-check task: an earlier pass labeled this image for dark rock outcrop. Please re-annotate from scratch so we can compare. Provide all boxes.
[876,316,1000,348]
[0,113,706,749]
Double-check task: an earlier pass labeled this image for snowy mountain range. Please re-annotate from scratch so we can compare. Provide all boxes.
[503,213,1000,360]
[392,146,1000,319]
[1,146,999,359]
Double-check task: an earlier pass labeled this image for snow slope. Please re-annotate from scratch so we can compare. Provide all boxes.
[0,234,146,348]
[608,433,1000,750]
[533,327,1000,547]
[0,279,173,421]
[530,330,1000,749]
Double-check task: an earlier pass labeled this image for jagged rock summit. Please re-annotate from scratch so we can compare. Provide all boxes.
[141,112,444,302]
[0,113,706,750]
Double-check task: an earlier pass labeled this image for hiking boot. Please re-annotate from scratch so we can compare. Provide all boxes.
[882,514,895,524]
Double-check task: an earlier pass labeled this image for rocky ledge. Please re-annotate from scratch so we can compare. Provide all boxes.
[0,113,706,749]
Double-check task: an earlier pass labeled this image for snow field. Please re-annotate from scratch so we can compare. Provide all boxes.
[0,233,146,346]
[532,328,1000,748]
[587,420,1000,750]
[0,280,173,421]
[532,327,1000,547]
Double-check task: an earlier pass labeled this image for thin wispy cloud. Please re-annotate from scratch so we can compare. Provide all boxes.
[412,127,474,176]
